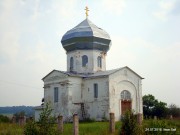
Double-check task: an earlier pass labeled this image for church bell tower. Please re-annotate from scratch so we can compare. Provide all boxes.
[61,7,111,74]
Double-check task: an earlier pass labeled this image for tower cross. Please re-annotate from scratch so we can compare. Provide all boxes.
[85,6,89,18]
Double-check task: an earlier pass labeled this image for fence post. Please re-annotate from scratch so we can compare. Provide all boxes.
[12,116,16,123]
[109,113,115,133]
[19,116,26,126]
[18,116,21,126]
[137,113,143,125]
[73,114,79,135]
[57,115,63,133]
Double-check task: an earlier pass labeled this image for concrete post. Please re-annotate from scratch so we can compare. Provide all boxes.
[137,113,143,125]
[154,116,157,120]
[73,114,79,135]
[57,115,63,133]
[19,116,22,126]
[19,116,26,126]
[12,116,16,123]
[109,113,115,133]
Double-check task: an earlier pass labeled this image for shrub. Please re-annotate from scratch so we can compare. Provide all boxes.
[24,120,38,135]
[24,103,58,135]
[0,115,10,123]
[120,111,143,135]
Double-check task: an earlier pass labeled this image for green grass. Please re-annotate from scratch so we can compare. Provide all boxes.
[0,119,179,135]
[61,122,121,135]
[142,119,180,135]
[0,123,23,135]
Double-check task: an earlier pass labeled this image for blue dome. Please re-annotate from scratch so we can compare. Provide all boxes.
[61,19,111,52]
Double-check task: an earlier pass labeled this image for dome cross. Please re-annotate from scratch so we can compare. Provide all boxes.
[85,6,89,18]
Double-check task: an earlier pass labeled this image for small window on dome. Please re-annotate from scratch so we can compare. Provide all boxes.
[82,55,88,67]
[97,56,102,68]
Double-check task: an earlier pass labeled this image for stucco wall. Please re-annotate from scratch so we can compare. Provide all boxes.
[109,67,143,121]
[67,50,106,73]
[34,108,42,121]
[43,71,68,117]
[82,77,109,120]
[38,67,143,122]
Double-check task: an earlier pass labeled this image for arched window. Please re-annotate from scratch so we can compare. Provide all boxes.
[97,56,102,68]
[121,90,131,100]
[82,55,88,67]
[70,57,73,71]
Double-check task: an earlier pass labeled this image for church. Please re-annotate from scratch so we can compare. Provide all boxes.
[35,9,144,121]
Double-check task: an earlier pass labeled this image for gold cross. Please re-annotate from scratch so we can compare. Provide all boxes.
[85,6,89,18]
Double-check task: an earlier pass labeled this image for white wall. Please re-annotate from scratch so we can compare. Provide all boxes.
[34,107,42,121]
[67,50,106,73]
[37,67,143,122]
[43,71,71,117]
[109,67,143,121]
[82,77,109,119]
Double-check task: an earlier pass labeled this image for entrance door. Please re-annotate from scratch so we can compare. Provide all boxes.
[121,90,131,115]
[121,100,131,115]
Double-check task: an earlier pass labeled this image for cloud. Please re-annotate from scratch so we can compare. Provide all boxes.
[0,1,21,63]
[0,0,69,105]
[171,1,180,15]
[107,36,137,69]
[153,1,175,21]
[0,32,20,63]
[129,38,180,63]
[101,0,126,15]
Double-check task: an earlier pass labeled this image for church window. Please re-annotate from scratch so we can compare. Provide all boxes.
[97,56,102,68]
[54,87,59,102]
[94,83,98,98]
[82,55,88,67]
[121,90,131,100]
[70,57,74,71]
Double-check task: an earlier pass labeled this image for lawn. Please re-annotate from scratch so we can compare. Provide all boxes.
[0,119,179,135]
[0,123,24,135]
[61,122,121,135]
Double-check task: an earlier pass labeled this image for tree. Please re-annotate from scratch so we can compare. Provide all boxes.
[153,101,167,118]
[143,94,168,119]
[143,94,158,118]
[0,115,10,123]
[38,103,57,135]
[168,104,180,118]
[24,103,58,135]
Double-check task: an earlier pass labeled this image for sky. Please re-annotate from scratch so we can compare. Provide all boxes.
[0,0,180,107]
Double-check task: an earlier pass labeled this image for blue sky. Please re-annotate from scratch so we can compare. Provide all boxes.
[0,0,180,107]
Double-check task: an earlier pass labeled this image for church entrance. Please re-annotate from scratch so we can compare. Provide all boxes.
[121,90,131,115]
[121,100,131,115]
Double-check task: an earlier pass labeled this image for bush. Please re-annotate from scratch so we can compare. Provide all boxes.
[0,115,10,123]
[24,103,58,135]
[24,120,38,135]
[120,111,143,135]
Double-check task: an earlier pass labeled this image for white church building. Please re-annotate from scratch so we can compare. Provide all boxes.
[35,16,144,121]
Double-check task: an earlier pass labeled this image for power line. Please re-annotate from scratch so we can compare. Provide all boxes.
[0,80,42,90]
